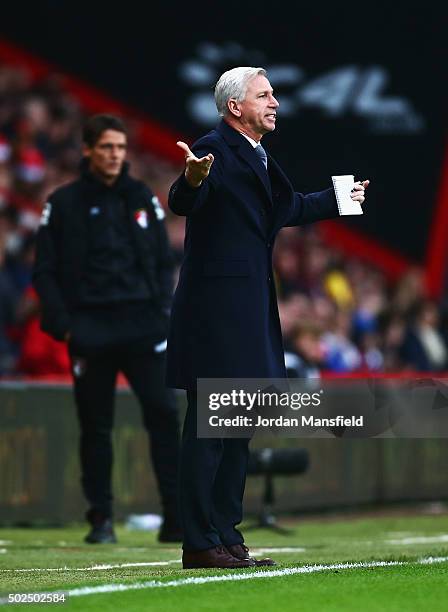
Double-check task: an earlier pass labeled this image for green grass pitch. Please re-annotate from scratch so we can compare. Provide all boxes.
[1,510,448,611]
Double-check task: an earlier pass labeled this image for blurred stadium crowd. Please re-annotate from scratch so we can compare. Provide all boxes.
[0,63,447,379]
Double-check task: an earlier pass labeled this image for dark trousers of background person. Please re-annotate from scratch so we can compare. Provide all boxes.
[180,389,250,551]
[69,340,180,523]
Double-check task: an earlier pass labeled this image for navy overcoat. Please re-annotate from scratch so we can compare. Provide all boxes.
[166,120,339,389]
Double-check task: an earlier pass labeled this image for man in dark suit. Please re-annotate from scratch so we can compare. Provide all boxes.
[167,67,369,569]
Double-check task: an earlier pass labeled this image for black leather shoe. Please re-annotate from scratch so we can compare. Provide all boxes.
[226,543,276,566]
[182,545,256,569]
[84,518,117,544]
[158,519,183,543]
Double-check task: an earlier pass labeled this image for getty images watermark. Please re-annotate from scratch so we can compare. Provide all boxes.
[196,378,448,438]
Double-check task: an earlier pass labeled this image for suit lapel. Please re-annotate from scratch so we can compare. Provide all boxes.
[215,121,296,237]
[236,144,273,203]
[217,121,273,205]
[266,153,295,235]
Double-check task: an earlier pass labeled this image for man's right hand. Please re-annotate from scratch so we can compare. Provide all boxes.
[177,141,214,188]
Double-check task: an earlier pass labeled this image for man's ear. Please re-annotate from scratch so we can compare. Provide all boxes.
[82,144,91,158]
[227,99,242,117]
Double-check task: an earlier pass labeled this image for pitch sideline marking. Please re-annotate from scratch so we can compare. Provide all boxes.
[0,547,306,574]
[66,556,448,596]
[387,535,448,545]
[0,560,182,573]
[1,539,446,574]
[0,555,445,603]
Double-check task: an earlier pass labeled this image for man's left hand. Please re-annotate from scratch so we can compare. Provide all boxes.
[351,180,370,205]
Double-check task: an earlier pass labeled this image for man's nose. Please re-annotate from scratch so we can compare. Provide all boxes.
[269,95,279,108]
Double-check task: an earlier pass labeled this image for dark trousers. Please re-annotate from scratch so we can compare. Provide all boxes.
[180,390,250,551]
[69,341,180,521]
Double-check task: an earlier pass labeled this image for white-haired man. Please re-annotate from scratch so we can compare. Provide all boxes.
[167,67,369,569]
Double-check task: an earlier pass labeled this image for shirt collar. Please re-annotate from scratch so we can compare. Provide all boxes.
[238,132,260,149]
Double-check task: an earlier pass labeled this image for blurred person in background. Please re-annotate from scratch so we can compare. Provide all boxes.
[273,246,304,297]
[33,114,182,544]
[285,322,323,378]
[400,300,448,372]
[321,308,362,373]
[391,267,426,315]
[15,283,71,376]
[0,213,17,374]
[378,313,407,372]
[278,292,312,344]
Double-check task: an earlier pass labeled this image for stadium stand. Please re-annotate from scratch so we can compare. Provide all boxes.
[0,61,447,378]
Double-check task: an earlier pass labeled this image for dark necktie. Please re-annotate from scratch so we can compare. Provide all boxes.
[255,143,268,170]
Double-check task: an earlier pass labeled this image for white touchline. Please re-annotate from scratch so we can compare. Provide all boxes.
[66,556,448,596]
[67,556,448,596]
[0,548,305,574]
[0,560,182,573]
[253,547,306,554]
[386,535,448,545]
[0,556,444,604]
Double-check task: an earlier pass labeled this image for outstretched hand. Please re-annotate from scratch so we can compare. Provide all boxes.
[177,141,214,188]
